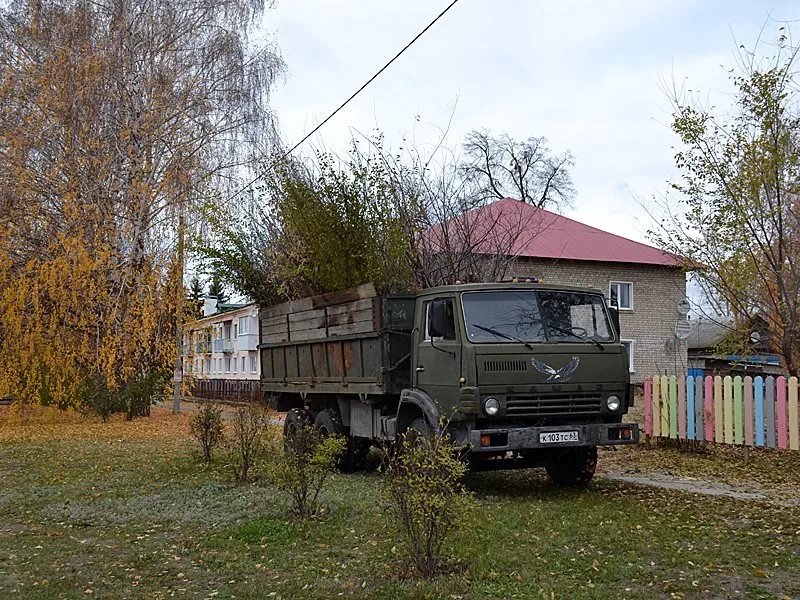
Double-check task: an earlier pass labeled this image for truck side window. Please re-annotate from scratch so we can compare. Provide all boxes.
[425,299,456,341]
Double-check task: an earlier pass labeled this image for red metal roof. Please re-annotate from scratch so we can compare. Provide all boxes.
[426,197,684,267]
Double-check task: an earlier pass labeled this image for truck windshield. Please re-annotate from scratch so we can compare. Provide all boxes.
[461,290,614,344]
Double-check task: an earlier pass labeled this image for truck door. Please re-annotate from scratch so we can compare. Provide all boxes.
[414,297,462,414]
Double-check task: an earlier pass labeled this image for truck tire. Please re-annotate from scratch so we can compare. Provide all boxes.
[283,407,311,439]
[314,408,365,473]
[545,446,597,487]
[314,408,345,436]
[404,416,434,448]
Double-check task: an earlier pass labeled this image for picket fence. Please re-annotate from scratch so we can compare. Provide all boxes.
[643,375,799,450]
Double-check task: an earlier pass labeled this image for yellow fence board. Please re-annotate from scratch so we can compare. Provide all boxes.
[714,376,724,443]
[652,376,661,438]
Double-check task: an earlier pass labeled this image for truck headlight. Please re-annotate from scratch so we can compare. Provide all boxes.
[483,397,500,416]
[606,394,621,412]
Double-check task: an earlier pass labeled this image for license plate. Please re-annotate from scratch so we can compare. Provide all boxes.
[539,431,579,444]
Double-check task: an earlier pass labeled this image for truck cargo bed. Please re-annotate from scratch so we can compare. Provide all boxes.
[259,284,414,397]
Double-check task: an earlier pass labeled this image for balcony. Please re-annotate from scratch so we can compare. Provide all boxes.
[196,341,211,354]
[213,339,233,353]
[237,333,259,352]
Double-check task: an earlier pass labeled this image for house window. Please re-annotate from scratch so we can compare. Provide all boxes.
[241,356,246,372]
[232,356,237,373]
[609,281,633,310]
[250,355,257,373]
[621,340,635,373]
[239,316,249,335]
[225,357,231,372]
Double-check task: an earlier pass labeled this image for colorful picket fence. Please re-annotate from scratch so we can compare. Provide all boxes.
[643,375,800,450]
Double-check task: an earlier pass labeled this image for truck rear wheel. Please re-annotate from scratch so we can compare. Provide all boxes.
[314,408,344,437]
[545,446,597,487]
[283,407,311,438]
[314,408,367,473]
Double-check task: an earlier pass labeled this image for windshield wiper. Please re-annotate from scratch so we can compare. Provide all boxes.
[472,323,535,350]
[546,324,605,350]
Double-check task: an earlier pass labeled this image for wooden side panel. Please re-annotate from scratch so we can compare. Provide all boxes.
[260,283,377,318]
[686,375,695,440]
[652,376,661,438]
[754,376,765,447]
[777,376,788,449]
[743,376,753,447]
[765,376,776,448]
[733,376,743,445]
[789,376,799,451]
[644,376,653,437]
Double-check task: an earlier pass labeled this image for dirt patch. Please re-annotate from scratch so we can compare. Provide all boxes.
[600,470,800,507]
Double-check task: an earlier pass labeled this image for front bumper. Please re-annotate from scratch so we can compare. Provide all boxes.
[462,422,639,452]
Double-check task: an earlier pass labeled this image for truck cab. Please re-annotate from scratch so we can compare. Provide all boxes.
[399,280,638,483]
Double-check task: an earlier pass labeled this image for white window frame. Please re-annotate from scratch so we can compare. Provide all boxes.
[238,316,249,335]
[621,339,635,373]
[250,355,257,373]
[609,281,633,311]
[225,357,231,373]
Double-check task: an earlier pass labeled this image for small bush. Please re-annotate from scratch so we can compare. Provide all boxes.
[225,404,272,483]
[189,403,225,464]
[382,422,474,579]
[77,372,118,422]
[268,424,346,518]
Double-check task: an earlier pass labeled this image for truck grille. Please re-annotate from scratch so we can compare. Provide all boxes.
[506,393,602,417]
[483,360,527,373]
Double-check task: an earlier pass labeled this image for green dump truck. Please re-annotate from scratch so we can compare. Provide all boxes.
[259,280,638,485]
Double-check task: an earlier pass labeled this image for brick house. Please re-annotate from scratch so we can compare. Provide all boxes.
[446,198,689,382]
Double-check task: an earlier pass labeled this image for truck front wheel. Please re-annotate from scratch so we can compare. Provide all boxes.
[545,446,597,487]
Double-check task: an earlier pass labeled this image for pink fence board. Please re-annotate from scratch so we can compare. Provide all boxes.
[704,376,714,442]
[789,377,799,451]
[643,375,799,452]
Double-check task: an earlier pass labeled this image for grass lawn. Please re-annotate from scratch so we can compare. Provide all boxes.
[1,405,798,599]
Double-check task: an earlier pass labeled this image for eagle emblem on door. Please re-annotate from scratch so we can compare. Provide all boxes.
[531,356,580,382]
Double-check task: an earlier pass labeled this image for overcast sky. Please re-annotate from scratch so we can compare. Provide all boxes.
[265,0,797,246]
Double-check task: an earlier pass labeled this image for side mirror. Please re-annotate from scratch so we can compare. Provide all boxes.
[608,306,621,338]
[427,300,447,338]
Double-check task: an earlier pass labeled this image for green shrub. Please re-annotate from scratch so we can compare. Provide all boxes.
[268,424,346,518]
[77,372,117,422]
[189,403,225,464]
[225,404,271,483]
[382,423,474,579]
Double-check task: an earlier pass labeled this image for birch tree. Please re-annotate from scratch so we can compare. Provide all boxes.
[0,0,282,409]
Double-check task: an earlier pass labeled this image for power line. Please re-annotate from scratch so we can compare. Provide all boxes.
[232,0,464,199]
